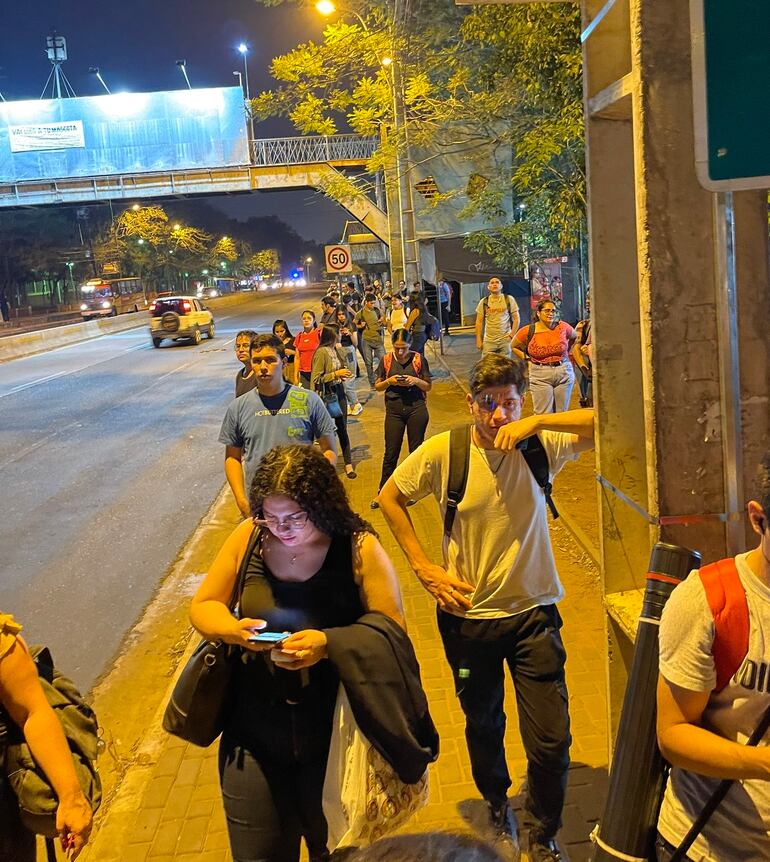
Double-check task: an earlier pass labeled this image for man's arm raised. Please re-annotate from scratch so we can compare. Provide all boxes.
[378,478,473,612]
[493,407,595,453]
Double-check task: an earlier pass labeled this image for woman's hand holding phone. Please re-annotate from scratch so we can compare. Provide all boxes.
[222,618,275,652]
[271,629,328,670]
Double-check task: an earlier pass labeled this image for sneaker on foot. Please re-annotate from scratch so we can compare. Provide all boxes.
[351,403,363,416]
[528,834,561,862]
[488,801,520,860]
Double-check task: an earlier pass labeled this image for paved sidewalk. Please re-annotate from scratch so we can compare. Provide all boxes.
[78,335,608,862]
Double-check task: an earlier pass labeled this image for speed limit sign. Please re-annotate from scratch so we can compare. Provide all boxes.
[324,244,353,274]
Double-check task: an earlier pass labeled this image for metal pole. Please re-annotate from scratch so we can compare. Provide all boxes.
[713,192,744,555]
[391,59,420,287]
[243,54,254,142]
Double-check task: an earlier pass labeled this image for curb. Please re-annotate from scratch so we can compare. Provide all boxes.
[79,484,237,861]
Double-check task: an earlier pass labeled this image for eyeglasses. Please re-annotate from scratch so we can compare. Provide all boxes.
[540,308,556,314]
[256,512,309,532]
[474,394,519,413]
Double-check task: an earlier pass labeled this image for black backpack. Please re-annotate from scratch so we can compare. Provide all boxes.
[443,424,559,539]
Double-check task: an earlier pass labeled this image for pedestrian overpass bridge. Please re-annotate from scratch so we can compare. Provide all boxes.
[0,134,390,244]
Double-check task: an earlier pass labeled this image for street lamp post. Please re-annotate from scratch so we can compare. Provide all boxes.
[237,44,255,144]
[176,59,192,90]
[315,1,420,288]
[305,256,313,284]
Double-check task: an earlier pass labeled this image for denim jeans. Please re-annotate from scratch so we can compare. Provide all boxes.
[340,345,360,406]
[360,340,385,387]
[437,604,571,841]
[482,339,512,358]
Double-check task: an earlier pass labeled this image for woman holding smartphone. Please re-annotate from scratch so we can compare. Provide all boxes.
[190,445,404,862]
[272,319,296,384]
[370,328,431,510]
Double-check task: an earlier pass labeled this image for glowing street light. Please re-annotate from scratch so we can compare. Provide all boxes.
[236,44,253,141]
[381,56,393,66]
[316,0,337,14]
[131,203,140,211]
[173,223,181,231]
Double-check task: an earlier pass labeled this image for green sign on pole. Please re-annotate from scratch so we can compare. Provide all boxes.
[691,0,770,191]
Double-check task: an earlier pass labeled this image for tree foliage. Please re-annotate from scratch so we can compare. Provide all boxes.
[253,0,584,265]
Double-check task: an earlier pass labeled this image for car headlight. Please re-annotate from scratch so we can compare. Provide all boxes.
[211,290,218,297]
[80,303,88,311]
[102,301,112,309]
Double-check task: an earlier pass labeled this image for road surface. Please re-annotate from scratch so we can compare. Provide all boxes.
[0,290,316,690]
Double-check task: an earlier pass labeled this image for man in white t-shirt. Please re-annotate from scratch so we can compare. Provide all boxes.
[656,458,770,862]
[475,277,521,358]
[378,354,595,862]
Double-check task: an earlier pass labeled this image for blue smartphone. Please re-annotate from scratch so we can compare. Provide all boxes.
[248,631,288,644]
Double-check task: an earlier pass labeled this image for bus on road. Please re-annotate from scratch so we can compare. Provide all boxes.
[79,277,151,320]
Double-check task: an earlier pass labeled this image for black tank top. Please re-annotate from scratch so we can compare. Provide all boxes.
[225,532,365,760]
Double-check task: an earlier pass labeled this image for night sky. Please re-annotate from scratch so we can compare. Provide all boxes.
[0,0,350,242]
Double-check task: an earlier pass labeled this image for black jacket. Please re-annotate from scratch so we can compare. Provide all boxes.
[325,612,439,784]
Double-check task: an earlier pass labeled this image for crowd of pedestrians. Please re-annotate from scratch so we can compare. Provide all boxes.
[6,271,766,862]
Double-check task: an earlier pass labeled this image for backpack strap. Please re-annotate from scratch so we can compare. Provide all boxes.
[411,352,422,376]
[524,323,536,357]
[506,295,517,328]
[699,558,749,692]
[384,353,393,376]
[444,425,472,540]
[517,435,559,519]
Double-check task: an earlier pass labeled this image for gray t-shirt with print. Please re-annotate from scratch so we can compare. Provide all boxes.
[219,385,336,492]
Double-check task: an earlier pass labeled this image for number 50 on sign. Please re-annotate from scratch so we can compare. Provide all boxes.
[325,244,353,274]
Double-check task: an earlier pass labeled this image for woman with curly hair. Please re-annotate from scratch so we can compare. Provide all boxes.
[190,445,405,862]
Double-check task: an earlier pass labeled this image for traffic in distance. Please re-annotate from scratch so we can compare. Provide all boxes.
[77,272,309,321]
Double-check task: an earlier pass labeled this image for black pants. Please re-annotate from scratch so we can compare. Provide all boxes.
[331,385,352,465]
[378,400,429,490]
[219,734,330,862]
[441,302,451,334]
[437,605,571,840]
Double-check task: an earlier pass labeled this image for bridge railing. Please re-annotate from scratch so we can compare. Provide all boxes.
[251,134,378,166]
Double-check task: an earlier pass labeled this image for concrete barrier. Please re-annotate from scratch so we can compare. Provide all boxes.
[0,289,303,363]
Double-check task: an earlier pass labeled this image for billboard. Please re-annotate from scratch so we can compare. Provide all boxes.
[0,87,249,184]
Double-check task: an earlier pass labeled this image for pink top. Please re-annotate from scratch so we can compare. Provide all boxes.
[515,321,575,364]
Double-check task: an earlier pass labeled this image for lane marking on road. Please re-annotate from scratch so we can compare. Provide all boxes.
[0,341,148,400]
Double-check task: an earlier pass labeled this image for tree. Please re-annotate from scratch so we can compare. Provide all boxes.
[244,249,281,278]
[253,0,585,265]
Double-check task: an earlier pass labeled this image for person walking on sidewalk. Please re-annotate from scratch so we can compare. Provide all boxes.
[438,278,453,335]
[294,310,322,389]
[655,455,770,862]
[512,299,576,415]
[378,354,595,862]
[475,278,520,358]
[312,325,358,480]
[405,292,430,357]
[354,293,386,389]
[272,320,297,385]
[219,334,337,519]
[0,613,93,861]
[335,307,363,416]
[190,445,405,862]
[234,329,258,397]
[370,329,431,511]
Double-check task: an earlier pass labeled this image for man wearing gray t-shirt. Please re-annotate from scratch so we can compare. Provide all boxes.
[476,278,521,357]
[219,333,337,518]
[656,456,770,862]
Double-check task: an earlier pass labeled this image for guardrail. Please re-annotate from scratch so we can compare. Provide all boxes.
[251,134,378,167]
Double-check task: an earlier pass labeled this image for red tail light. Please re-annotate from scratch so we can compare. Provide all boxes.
[182,301,191,312]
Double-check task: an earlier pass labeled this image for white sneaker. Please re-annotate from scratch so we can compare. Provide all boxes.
[351,403,363,416]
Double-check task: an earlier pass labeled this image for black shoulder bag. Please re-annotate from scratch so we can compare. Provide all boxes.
[443,424,559,540]
[163,526,261,747]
